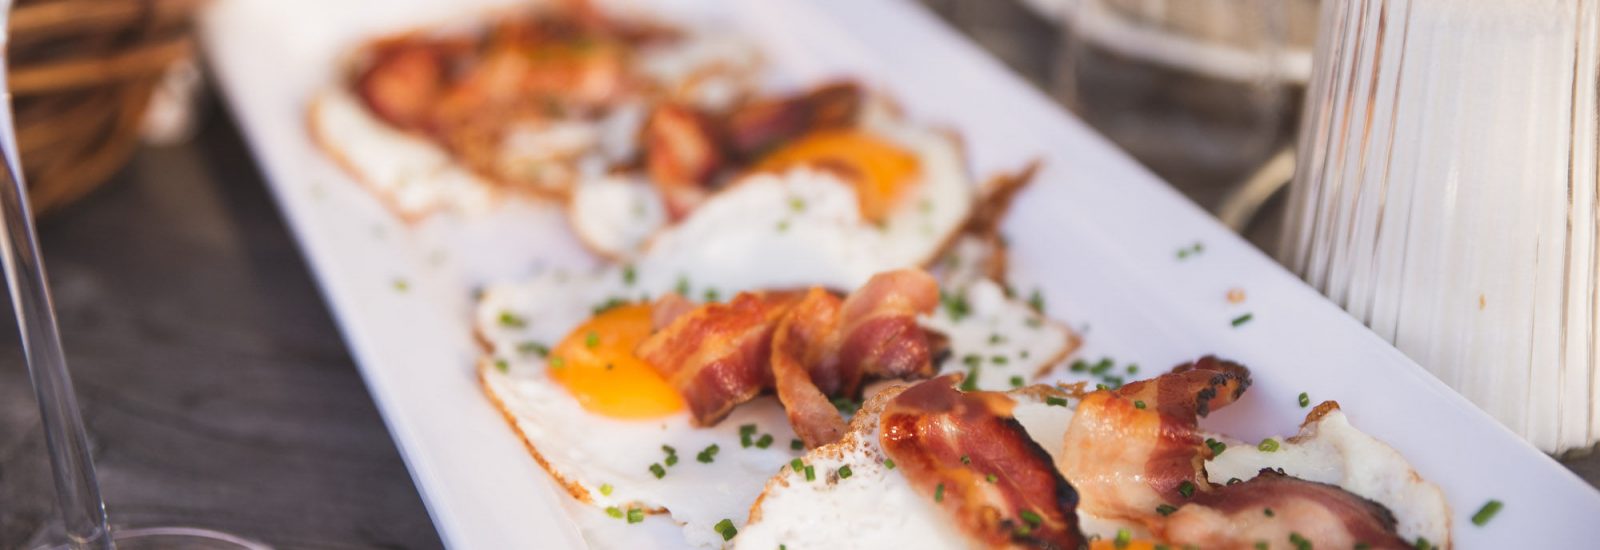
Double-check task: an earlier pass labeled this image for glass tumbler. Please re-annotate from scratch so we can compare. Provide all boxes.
[1280,0,1600,453]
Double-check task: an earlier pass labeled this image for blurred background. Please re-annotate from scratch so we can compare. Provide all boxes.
[0,0,1593,547]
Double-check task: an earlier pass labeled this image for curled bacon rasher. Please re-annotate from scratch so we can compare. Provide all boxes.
[1059,357,1415,548]
[881,376,1086,549]
[637,269,941,440]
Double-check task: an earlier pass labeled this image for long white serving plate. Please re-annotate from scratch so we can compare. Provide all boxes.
[199,0,1600,547]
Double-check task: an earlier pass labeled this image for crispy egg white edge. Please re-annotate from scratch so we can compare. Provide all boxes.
[308,87,498,220]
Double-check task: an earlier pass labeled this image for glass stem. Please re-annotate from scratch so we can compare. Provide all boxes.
[0,5,115,548]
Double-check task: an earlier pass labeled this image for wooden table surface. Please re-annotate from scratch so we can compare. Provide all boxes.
[0,1,1595,548]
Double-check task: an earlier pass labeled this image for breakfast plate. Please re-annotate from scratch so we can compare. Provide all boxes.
[199,0,1600,547]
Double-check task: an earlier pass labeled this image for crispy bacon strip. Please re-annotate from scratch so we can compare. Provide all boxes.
[635,291,802,424]
[638,269,941,437]
[881,376,1086,549]
[1060,358,1415,547]
[644,103,724,219]
[723,81,862,161]
[1058,356,1251,523]
[1166,470,1412,549]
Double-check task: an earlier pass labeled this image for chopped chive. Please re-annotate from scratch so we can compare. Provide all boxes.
[838,465,853,479]
[1205,438,1227,456]
[1019,509,1042,526]
[1155,504,1177,516]
[649,463,665,479]
[1045,396,1069,407]
[1010,375,1024,388]
[883,459,896,470]
[606,506,623,519]
[755,434,774,449]
[989,333,1005,345]
[697,444,719,463]
[674,276,690,296]
[1090,358,1114,374]
[791,439,804,451]
[585,331,600,348]
[1027,288,1045,313]
[703,288,720,302]
[1258,438,1280,452]
[1356,544,1371,550]
[714,518,738,541]
[934,483,945,502]
[599,483,613,496]
[789,196,806,212]
[392,278,409,292]
[494,359,509,372]
[985,473,997,483]
[1264,508,1275,517]
[1414,537,1433,550]
[591,297,627,315]
[1298,392,1310,408]
[775,220,789,232]
[1232,313,1254,327]
[790,458,804,471]
[622,265,636,286]
[990,355,1009,365]
[1133,400,1147,410]
[831,396,860,415]
[665,455,678,466]
[549,356,566,369]
[1115,529,1132,549]
[941,291,971,321]
[740,424,757,448]
[960,455,971,465]
[1254,542,1268,550]
[517,341,549,357]
[1289,532,1311,550]
[1177,480,1195,498]
[626,507,644,524]
[803,465,815,481]
[662,445,677,456]
[1471,499,1503,526]
[1069,359,1088,372]
[498,311,526,328]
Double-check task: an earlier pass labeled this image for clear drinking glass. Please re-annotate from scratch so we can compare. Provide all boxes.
[1054,0,1315,199]
[1281,0,1600,453]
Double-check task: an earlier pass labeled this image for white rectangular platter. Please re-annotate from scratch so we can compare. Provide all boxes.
[199,0,1600,547]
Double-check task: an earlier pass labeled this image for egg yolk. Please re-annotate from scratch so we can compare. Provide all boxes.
[1087,538,1160,550]
[754,129,921,223]
[549,304,684,419]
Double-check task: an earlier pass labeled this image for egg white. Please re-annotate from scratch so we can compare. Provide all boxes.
[567,97,977,262]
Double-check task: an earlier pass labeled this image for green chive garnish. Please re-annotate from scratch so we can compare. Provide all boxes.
[697,444,719,463]
[649,463,665,479]
[1471,499,1503,526]
[1019,509,1042,526]
[627,508,644,524]
[1133,400,1146,410]
[1155,504,1177,516]
[1232,313,1254,327]
[790,458,804,471]
[1045,396,1069,407]
[1010,375,1024,388]
[838,465,853,479]
[755,434,773,449]
[622,265,637,286]
[1115,529,1131,549]
[1027,288,1045,313]
[883,459,896,469]
[1264,508,1275,517]
[585,331,600,348]
[934,483,945,502]
[985,473,997,483]
[1205,438,1226,456]
[803,465,815,481]
[740,424,756,448]
[599,483,613,496]
[518,341,549,357]
[1289,532,1311,550]
[1069,359,1088,372]
[1258,438,1280,452]
[606,506,623,519]
[494,359,509,372]
[960,455,971,465]
[791,439,804,451]
[498,311,526,328]
[714,518,738,541]
[1298,392,1310,407]
[703,288,720,302]
[674,276,690,296]
[549,356,566,369]
[1177,480,1195,498]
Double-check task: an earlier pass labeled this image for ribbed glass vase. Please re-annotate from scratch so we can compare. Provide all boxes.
[1280,0,1600,453]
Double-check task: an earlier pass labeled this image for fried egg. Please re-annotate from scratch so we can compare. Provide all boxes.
[478,198,1074,548]
[567,97,977,262]
[739,391,1449,549]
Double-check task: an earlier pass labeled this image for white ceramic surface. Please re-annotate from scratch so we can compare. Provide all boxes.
[199,0,1600,547]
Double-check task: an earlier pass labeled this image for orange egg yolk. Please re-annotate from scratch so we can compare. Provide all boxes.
[549,304,684,419]
[1088,538,1160,550]
[754,129,921,223]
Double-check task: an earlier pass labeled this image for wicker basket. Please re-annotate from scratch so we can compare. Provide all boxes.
[8,0,202,214]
